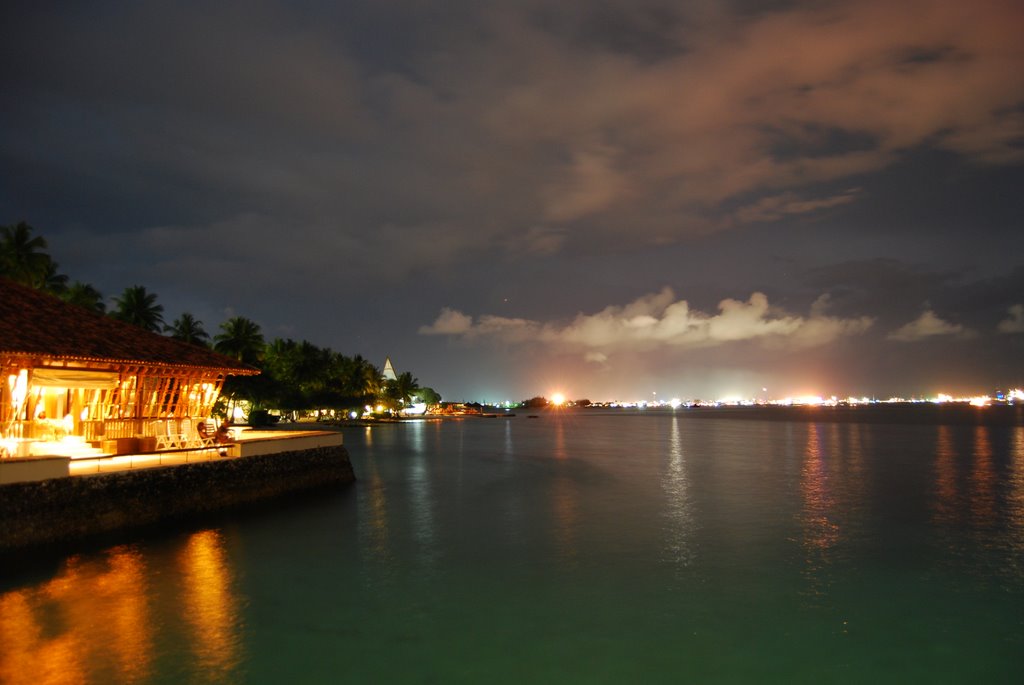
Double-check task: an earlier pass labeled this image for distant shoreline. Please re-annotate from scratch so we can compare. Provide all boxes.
[276,403,1024,428]
[655,402,1024,426]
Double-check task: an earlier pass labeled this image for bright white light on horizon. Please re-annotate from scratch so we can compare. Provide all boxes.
[402,402,428,415]
[551,393,566,406]
[773,395,832,406]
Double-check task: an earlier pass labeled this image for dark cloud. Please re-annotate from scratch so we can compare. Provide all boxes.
[2,0,1023,399]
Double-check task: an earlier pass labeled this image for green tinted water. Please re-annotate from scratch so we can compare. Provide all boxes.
[2,413,1023,683]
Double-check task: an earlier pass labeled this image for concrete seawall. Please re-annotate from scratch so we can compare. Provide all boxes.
[0,445,355,552]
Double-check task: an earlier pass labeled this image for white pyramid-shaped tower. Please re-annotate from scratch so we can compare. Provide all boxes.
[382,356,398,381]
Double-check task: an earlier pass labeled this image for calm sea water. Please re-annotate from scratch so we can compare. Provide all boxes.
[2,410,1023,684]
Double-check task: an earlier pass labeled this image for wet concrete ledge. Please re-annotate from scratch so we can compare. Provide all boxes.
[0,445,355,552]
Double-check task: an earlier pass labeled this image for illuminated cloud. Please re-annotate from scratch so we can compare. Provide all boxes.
[887,310,968,342]
[421,289,874,355]
[517,226,568,257]
[997,304,1024,333]
[418,308,474,335]
[5,0,1023,272]
[466,0,1024,248]
[734,190,861,224]
[541,145,633,222]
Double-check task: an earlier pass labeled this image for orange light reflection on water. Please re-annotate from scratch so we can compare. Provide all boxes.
[801,425,839,553]
[799,424,839,601]
[0,546,153,685]
[969,426,997,530]
[932,425,959,527]
[178,529,241,679]
[1010,427,1024,561]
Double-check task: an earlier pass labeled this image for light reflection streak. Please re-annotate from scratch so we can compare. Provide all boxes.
[1009,428,1024,568]
[844,422,866,493]
[360,458,392,566]
[178,529,241,680]
[550,417,579,566]
[799,424,839,601]
[499,419,527,544]
[504,419,513,458]
[662,416,694,568]
[0,546,153,684]
[407,423,438,570]
[552,418,567,461]
[408,419,425,455]
[0,587,87,685]
[969,425,997,531]
[932,425,959,527]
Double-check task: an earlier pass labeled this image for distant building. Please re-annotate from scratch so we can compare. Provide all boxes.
[382,356,398,381]
[0,278,258,458]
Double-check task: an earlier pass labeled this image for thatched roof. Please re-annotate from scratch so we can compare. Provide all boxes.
[0,277,258,374]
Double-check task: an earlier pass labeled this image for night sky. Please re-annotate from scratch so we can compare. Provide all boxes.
[3,0,1022,402]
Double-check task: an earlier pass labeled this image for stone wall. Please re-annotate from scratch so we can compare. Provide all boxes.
[0,445,355,551]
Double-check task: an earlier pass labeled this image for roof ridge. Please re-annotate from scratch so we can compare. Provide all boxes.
[0,277,258,374]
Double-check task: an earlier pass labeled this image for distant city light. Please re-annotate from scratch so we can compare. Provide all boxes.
[460,386,1024,411]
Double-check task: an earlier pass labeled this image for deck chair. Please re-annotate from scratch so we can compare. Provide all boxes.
[156,419,184,450]
[180,418,197,448]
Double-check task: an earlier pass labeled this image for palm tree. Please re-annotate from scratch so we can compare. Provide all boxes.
[0,222,54,288]
[39,260,69,295]
[339,354,381,404]
[262,339,337,417]
[383,371,421,414]
[214,317,265,365]
[63,281,106,313]
[214,317,267,422]
[166,312,210,346]
[111,285,165,332]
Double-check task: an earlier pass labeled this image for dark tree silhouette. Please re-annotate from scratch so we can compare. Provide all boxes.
[166,312,210,346]
[62,281,106,313]
[214,316,265,365]
[0,222,61,289]
[111,285,165,332]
